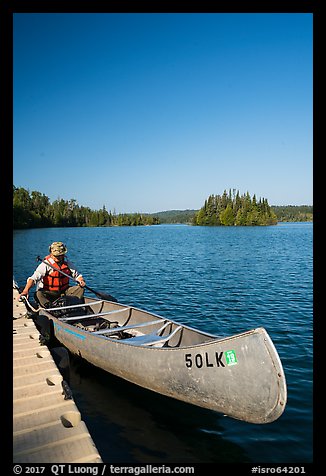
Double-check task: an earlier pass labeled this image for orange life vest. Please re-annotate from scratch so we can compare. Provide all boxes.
[42,255,71,292]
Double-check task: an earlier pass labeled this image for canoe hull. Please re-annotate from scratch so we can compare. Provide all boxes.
[43,312,286,424]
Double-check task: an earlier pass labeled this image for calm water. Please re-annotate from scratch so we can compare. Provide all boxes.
[13,223,313,464]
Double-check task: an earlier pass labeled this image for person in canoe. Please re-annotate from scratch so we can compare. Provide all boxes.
[19,241,86,307]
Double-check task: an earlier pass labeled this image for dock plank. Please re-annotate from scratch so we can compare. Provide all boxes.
[13,287,103,463]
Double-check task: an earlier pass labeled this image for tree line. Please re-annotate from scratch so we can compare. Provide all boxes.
[151,206,313,224]
[13,186,159,229]
[13,186,313,229]
[193,189,278,226]
[271,205,313,222]
[151,209,198,224]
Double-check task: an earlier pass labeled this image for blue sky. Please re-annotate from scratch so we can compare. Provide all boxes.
[13,13,313,213]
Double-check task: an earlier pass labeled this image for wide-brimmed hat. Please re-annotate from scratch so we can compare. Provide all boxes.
[49,241,68,256]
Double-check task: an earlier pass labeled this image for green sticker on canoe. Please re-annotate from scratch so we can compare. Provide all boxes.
[225,350,238,366]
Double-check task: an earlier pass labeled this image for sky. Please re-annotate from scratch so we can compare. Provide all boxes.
[13,13,313,213]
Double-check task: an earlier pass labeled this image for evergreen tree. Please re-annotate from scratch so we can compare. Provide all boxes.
[193,189,278,226]
[220,203,235,225]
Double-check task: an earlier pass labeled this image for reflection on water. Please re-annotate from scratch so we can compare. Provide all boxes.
[69,355,251,463]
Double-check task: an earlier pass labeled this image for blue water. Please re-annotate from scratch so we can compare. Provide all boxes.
[13,223,313,463]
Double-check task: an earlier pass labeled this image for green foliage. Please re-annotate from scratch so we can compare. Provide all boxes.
[271,205,313,222]
[193,189,278,226]
[220,204,235,226]
[148,203,312,225]
[150,209,198,224]
[13,186,160,229]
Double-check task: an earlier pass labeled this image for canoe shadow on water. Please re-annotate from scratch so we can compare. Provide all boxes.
[68,353,251,464]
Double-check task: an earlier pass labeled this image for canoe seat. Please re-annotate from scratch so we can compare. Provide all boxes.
[125,324,183,347]
[93,319,163,335]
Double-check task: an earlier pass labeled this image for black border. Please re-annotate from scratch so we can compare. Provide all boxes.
[4,1,319,473]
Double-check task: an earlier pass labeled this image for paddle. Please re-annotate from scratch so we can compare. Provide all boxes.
[36,256,118,302]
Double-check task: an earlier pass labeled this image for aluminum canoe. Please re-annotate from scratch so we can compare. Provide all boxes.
[36,295,287,424]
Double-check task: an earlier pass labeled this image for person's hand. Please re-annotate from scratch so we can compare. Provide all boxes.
[19,291,29,301]
[78,279,86,288]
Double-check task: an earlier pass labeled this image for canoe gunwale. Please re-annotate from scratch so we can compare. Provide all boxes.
[40,296,221,344]
[39,306,276,350]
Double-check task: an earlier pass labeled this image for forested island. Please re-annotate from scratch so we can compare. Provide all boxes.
[193,190,277,226]
[153,205,313,224]
[13,186,312,229]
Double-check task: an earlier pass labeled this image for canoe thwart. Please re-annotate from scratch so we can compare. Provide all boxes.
[46,300,105,311]
[61,307,131,322]
[125,324,183,346]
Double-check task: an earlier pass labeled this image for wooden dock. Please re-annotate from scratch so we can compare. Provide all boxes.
[13,286,103,463]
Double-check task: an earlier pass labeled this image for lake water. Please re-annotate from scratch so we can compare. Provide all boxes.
[13,223,313,464]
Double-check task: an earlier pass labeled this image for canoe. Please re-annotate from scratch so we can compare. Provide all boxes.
[23,290,287,424]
